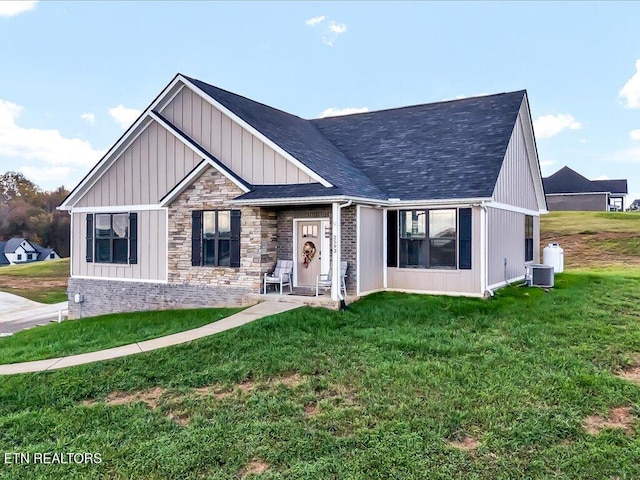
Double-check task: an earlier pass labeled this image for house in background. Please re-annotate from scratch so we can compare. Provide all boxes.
[630,199,640,211]
[59,74,547,318]
[543,166,628,211]
[0,238,61,266]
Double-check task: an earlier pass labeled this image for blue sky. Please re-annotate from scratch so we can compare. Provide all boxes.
[1,1,640,203]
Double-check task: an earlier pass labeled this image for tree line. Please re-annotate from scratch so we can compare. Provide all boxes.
[0,172,70,257]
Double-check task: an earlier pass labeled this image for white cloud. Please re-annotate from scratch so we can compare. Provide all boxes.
[0,0,37,17]
[630,129,640,141]
[18,166,73,184]
[539,160,556,168]
[594,175,610,180]
[328,21,347,34]
[0,98,105,169]
[618,59,640,108]
[108,104,141,129]
[80,112,95,125]
[305,15,325,26]
[604,147,640,163]
[319,106,369,118]
[533,114,581,139]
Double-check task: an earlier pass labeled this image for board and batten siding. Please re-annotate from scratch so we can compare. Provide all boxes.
[487,208,540,287]
[386,207,482,295]
[71,210,167,281]
[357,206,384,294]
[546,193,608,211]
[160,87,312,185]
[492,113,539,211]
[75,121,201,207]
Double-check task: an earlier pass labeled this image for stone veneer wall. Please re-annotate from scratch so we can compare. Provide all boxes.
[275,205,357,294]
[167,167,277,292]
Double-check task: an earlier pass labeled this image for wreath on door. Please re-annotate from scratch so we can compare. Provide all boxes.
[302,241,316,268]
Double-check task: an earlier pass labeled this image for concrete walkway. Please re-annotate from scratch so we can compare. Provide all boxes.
[0,301,300,375]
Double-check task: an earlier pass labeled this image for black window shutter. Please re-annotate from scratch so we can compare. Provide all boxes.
[458,208,472,270]
[129,212,138,264]
[192,210,203,266]
[387,210,398,267]
[86,213,94,262]
[230,209,241,268]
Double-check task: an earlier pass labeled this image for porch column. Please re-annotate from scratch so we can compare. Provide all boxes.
[331,202,341,301]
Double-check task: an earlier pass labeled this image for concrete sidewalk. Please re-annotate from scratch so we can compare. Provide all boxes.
[0,301,300,375]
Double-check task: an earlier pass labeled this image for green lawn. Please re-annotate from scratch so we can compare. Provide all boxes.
[0,258,69,303]
[1,270,639,479]
[542,211,640,235]
[0,307,242,365]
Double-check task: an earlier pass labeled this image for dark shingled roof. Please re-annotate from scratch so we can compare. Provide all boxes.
[311,91,526,201]
[0,242,8,265]
[184,76,386,200]
[3,238,28,253]
[543,166,628,195]
[235,184,340,201]
[592,179,628,195]
[187,75,526,201]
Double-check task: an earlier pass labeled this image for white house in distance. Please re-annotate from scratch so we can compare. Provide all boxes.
[59,73,548,318]
[0,238,61,266]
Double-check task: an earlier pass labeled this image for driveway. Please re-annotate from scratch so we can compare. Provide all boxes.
[0,292,68,335]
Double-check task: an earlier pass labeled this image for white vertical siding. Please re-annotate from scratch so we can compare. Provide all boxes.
[159,88,312,185]
[71,210,167,281]
[358,206,384,293]
[386,207,482,295]
[493,113,539,211]
[75,121,201,207]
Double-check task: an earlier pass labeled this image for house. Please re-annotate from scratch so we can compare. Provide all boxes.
[59,74,548,318]
[543,166,628,211]
[0,238,61,266]
[629,199,640,211]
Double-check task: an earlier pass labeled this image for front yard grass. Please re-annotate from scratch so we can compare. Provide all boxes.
[0,307,242,365]
[1,270,640,479]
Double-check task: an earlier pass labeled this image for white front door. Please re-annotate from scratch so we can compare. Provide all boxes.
[296,220,323,286]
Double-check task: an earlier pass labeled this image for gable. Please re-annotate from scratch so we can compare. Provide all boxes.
[75,120,202,207]
[492,97,547,212]
[159,86,313,185]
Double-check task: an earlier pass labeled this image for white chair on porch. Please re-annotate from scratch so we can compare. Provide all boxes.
[316,261,348,297]
[263,260,293,295]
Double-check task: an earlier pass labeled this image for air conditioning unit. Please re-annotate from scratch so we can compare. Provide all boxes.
[526,264,554,288]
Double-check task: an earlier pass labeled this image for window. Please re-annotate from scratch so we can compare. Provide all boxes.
[525,215,534,262]
[17,254,22,260]
[27,254,33,260]
[192,210,241,267]
[398,209,457,269]
[86,213,137,264]
[50,253,55,259]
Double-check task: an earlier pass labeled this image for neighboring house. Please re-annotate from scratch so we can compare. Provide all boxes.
[543,166,628,211]
[0,238,61,266]
[629,199,640,211]
[59,74,548,318]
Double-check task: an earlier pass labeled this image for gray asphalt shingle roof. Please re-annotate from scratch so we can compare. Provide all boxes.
[543,166,628,195]
[185,76,526,202]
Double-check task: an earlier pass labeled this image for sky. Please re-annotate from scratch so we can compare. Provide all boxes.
[1,1,640,204]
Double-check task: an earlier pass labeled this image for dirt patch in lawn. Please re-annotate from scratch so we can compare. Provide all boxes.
[304,403,319,416]
[193,373,306,400]
[447,435,480,451]
[239,460,269,478]
[584,407,635,435]
[615,357,640,384]
[104,386,166,408]
[540,232,640,269]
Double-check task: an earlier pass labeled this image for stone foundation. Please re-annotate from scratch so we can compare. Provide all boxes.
[67,277,254,319]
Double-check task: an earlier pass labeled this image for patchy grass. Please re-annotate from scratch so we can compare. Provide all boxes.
[1,271,640,478]
[541,211,640,268]
[0,258,69,303]
[0,307,242,365]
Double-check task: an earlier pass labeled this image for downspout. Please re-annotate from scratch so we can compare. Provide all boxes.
[333,200,352,310]
[479,201,494,298]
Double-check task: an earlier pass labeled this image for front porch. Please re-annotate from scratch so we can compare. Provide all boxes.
[246,287,360,310]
